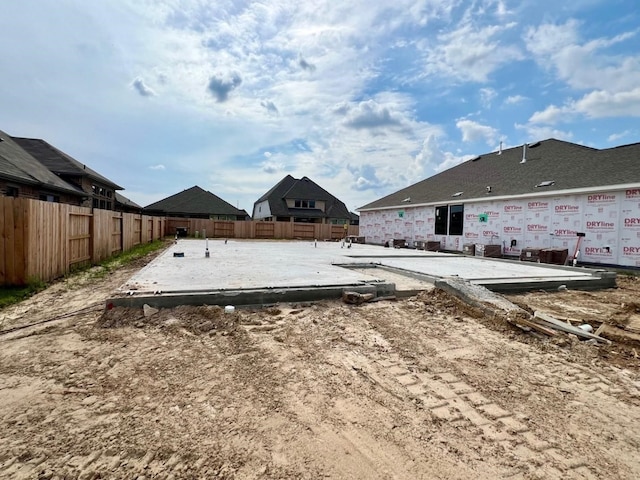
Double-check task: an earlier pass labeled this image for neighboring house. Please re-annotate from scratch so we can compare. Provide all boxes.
[144,185,249,220]
[12,136,123,210]
[115,192,142,214]
[253,175,352,224]
[0,130,85,204]
[358,138,640,267]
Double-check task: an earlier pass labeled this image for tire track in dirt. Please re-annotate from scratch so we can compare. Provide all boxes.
[0,448,224,479]
[311,299,639,479]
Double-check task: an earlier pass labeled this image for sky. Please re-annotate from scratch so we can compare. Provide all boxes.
[0,0,638,215]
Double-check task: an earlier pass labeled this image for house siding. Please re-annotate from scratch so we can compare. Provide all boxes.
[253,200,271,220]
[360,189,640,267]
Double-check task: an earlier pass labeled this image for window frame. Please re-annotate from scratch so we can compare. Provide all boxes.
[434,205,448,235]
[448,204,464,236]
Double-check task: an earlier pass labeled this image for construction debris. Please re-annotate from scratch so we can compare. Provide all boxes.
[435,276,613,345]
[533,311,611,344]
[342,291,375,305]
[143,304,159,317]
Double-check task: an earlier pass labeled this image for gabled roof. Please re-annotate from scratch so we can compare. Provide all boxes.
[12,137,123,190]
[0,130,85,197]
[255,175,351,219]
[144,185,248,217]
[359,138,640,210]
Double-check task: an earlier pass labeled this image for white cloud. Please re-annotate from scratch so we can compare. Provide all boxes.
[573,88,640,118]
[529,87,640,125]
[608,130,631,143]
[480,87,497,107]
[422,21,523,82]
[456,119,498,145]
[339,99,405,131]
[515,123,573,142]
[504,95,526,105]
[149,164,166,170]
[528,104,571,125]
[494,0,511,17]
[3,0,636,215]
[524,19,580,58]
[524,20,640,93]
[413,134,468,175]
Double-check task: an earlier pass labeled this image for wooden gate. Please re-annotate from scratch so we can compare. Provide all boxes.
[213,221,235,238]
[68,208,92,269]
[293,223,315,239]
[256,222,275,238]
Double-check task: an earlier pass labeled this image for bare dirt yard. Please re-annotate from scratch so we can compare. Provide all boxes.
[1,251,640,479]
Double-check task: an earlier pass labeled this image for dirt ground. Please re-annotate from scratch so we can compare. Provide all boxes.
[1,252,640,479]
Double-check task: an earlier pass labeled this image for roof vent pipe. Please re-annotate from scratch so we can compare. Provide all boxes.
[520,143,527,164]
[498,141,502,155]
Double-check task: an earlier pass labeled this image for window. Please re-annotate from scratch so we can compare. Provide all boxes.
[39,194,60,203]
[6,186,19,197]
[435,206,448,235]
[449,205,464,236]
[294,199,315,209]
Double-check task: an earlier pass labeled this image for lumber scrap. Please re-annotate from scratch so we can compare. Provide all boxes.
[533,311,612,344]
[597,324,640,345]
[511,317,559,337]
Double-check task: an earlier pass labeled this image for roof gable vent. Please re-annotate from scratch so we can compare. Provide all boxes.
[535,180,555,188]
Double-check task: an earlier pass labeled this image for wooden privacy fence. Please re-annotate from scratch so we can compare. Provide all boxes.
[1,196,359,286]
[0,197,166,286]
[165,218,359,241]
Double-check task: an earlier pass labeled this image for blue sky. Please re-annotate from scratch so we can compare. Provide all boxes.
[0,0,638,214]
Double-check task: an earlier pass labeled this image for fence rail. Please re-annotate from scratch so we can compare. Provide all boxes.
[1,196,359,286]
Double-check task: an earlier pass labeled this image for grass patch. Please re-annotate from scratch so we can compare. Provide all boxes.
[0,239,168,309]
[83,239,168,281]
[0,279,47,309]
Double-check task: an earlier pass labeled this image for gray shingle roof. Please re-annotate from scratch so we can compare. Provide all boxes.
[359,138,640,210]
[255,175,351,219]
[115,192,141,209]
[12,137,123,190]
[0,130,85,197]
[144,186,248,217]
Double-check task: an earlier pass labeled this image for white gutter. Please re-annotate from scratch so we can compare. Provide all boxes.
[357,183,640,212]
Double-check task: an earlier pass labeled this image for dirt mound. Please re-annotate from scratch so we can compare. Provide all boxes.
[97,305,242,335]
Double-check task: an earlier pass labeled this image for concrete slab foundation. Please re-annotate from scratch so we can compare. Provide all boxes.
[106,240,616,309]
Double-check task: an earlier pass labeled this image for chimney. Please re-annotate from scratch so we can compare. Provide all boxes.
[498,141,502,155]
[520,143,527,164]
